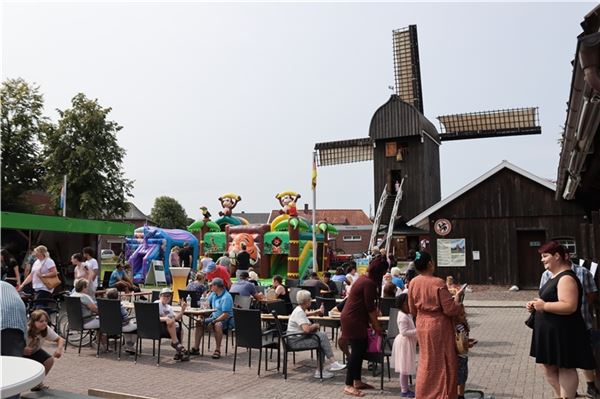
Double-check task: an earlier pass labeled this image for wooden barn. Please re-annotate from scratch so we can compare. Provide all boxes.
[407,161,588,288]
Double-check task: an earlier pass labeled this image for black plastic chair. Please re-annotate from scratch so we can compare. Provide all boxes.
[178,290,201,308]
[315,297,339,340]
[133,302,172,366]
[378,297,396,317]
[97,298,133,360]
[30,297,60,329]
[270,310,324,380]
[64,296,96,355]
[232,308,280,376]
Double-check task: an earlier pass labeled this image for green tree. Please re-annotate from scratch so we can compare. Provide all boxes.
[42,93,133,218]
[150,196,189,229]
[1,78,46,212]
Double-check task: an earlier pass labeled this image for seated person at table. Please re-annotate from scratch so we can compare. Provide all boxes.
[273,274,292,314]
[302,272,330,293]
[248,269,260,286]
[390,267,405,290]
[186,272,207,294]
[24,310,65,391]
[323,272,338,296]
[331,266,347,283]
[288,290,346,378]
[71,279,100,329]
[190,278,234,358]
[155,287,189,361]
[230,271,264,300]
[202,256,232,290]
[105,288,137,354]
[109,263,136,293]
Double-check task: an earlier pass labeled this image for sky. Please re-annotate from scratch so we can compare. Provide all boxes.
[2,2,595,220]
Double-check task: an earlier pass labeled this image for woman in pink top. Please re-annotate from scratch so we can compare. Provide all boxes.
[408,251,464,399]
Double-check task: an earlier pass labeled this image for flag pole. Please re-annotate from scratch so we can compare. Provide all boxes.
[62,174,67,217]
[312,151,318,274]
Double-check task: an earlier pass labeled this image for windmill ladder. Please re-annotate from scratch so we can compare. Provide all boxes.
[369,184,388,251]
[384,178,405,256]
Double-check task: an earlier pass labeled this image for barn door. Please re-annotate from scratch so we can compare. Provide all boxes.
[517,230,546,288]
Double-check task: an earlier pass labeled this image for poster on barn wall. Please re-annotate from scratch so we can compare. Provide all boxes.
[437,238,466,267]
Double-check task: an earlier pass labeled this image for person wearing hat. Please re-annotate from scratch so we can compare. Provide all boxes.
[190,277,234,358]
[155,287,189,361]
[230,271,264,300]
[203,256,231,290]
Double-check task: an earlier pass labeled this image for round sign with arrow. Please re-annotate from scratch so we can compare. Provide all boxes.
[434,219,452,236]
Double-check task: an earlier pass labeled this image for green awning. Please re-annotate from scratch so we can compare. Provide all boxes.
[1,212,135,236]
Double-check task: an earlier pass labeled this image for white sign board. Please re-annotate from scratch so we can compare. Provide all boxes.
[437,238,466,267]
[145,260,167,286]
[472,251,480,261]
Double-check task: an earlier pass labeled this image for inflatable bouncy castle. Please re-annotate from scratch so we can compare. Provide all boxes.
[188,191,337,279]
[126,226,198,284]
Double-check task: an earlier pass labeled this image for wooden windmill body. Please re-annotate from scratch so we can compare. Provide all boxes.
[314,25,541,259]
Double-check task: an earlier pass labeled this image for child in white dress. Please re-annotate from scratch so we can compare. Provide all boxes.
[391,293,417,398]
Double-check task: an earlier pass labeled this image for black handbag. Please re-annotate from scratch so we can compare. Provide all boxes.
[525,311,535,329]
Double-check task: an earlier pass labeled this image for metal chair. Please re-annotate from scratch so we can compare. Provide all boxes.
[64,296,96,355]
[266,300,289,316]
[232,308,280,375]
[363,307,400,389]
[270,310,324,380]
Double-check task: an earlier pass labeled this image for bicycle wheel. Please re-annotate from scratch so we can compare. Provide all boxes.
[57,314,95,347]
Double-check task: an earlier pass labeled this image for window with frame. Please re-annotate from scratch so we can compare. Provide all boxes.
[552,237,577,257]
[343,235,362,242]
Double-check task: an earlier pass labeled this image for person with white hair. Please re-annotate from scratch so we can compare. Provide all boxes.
[391,267,405,290]
[287,289,346,379]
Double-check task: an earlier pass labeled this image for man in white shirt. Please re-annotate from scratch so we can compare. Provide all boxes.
[82,247,99,295]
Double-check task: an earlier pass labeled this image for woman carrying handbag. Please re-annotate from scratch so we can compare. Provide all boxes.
[18,246,59,306]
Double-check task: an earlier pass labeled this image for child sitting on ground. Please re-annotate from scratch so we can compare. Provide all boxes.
[391,293,417,398]
[24,310,65,391]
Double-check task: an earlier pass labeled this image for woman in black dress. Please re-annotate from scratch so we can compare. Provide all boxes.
[527,241,595,399]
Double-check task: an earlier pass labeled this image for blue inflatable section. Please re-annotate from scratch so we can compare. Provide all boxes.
[126,226,198,284]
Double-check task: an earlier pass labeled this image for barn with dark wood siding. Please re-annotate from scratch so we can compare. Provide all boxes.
[407,161,587,288]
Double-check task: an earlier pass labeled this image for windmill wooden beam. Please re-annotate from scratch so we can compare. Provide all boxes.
[437,107,541,141]
[314,137,373,167]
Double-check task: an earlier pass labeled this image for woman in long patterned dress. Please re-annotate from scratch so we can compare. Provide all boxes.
[408,251,464,399]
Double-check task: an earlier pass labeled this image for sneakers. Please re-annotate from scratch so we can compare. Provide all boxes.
[329,361,347,372]
[313,369,335,379]
[173,349,190,361]
[400,391,415,398]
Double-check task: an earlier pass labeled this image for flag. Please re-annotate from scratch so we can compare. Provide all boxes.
[59,175,67,214]
[311,157,317,191]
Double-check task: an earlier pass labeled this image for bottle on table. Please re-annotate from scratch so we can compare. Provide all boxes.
[186,294,192,307]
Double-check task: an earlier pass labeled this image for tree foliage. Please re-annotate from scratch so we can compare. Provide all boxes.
[42,93,133,218]
[150,196,189,229]
[1,78,46,212]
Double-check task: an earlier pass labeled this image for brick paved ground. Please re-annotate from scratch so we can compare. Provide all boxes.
[35,305,590,399]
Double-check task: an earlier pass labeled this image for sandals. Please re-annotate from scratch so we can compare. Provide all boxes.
[354,382,375,390]
[344,387,365,397]
[211,349,221,359]
[31,383,49,391]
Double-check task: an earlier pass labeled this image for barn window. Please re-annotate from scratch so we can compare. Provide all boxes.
[343,235,362,242]
[552,237,577,258]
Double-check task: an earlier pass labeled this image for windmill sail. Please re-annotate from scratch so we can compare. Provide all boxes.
[393,25,424,113]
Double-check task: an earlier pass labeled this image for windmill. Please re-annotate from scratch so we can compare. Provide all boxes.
[314,25,541,259]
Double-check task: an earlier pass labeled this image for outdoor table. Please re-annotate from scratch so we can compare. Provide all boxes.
[0,356,45,398]
[119,290,152,302]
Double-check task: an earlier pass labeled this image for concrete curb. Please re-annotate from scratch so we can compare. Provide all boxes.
[464,300,525,308]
